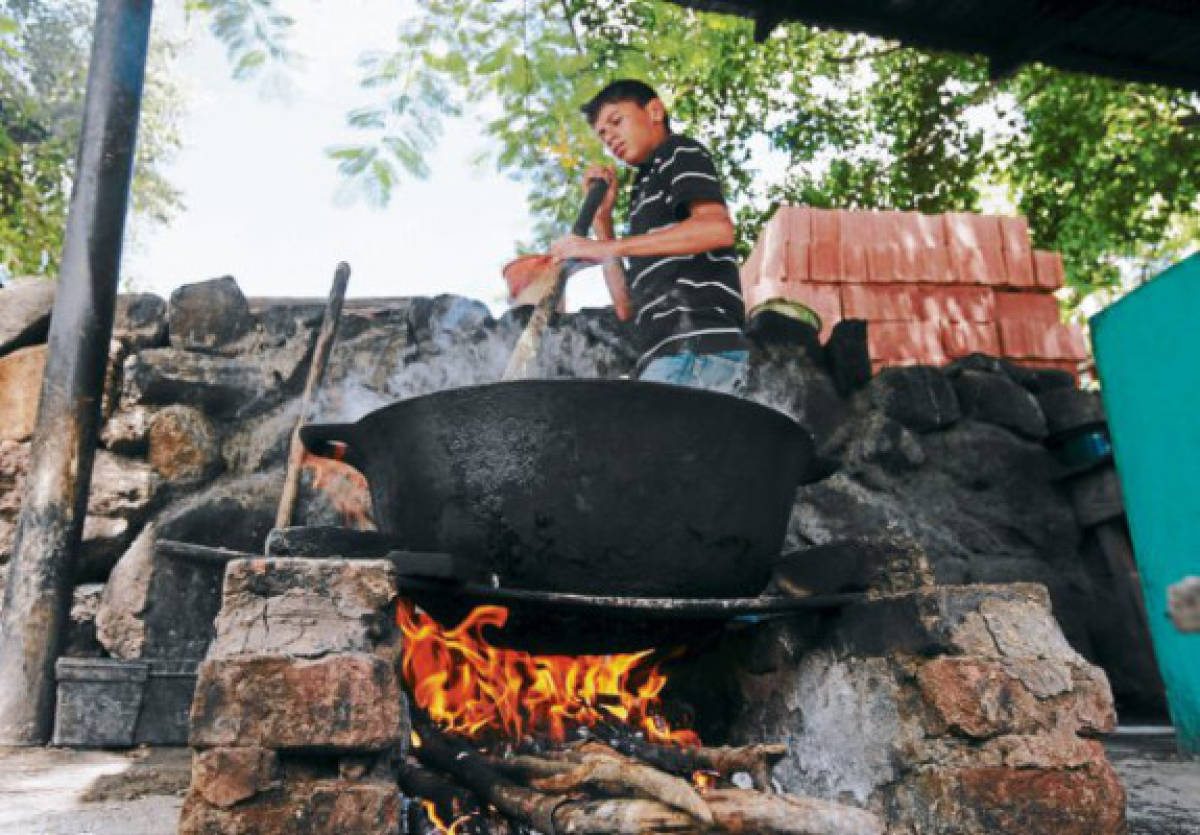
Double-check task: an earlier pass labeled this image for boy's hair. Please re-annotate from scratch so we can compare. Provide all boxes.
[580,79,670,131]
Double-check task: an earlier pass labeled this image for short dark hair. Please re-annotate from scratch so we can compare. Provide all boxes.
[580,79,670,130]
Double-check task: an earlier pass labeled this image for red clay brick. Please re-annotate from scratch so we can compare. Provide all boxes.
[945,213,1007,285]
[865,212,901,282]
[999,320,1089,360]
[916,213,955,283]
[841,284,919,321]
[738,239,764,290]
[919,286,996,323]
[941,322,1000,358]
[784,206,812,282]
[810,208,842,282]
[999,216,1036,287]
[840,211,870,283]
[867,321,947,365]
[1034,250,1066,290]
[995,291,1060,324]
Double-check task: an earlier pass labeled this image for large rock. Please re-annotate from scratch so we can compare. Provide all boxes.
[169,277,254,351]
[96,471,283,659]
[869,366,961,432]
[0,344,45,442]
[114,293,168,350]
[122,332,314,419]
[952,370,1048,441]
[148,405,221,483]
[64,583,106,657]
[100,405,155,456]
[0,278,54,355]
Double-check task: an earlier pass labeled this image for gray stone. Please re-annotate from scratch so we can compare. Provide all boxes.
[221,399,299,474]
[208,559,398,659]
[169,277,253,351]
[179,778,401,835]
[771,532,934,598]
[65,584,106,657]
[122,333,313,419]
[406,293,493,346]
[843,413,926,473]
[100,406,155,456]
[869,366,961,432]
[731,649,923,804]
[148,405,221,484]
[114,293,169,350]
[0,278,54,356]
[1037,387,1105,437]
[744,346,850,453]
[952,369,1048,440]
[0,440,28,565]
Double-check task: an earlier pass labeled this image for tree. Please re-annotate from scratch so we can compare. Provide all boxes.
[202,0,1200,308]
[0,0,184,278]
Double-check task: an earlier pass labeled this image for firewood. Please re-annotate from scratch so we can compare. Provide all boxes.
[573,728,788,790]
[703,789,884,835]
[485,754,578,780]
[532,754,714,824]
[411,718,578,833]
[550,798,697,834]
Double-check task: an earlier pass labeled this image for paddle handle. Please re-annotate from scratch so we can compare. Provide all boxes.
[503,179,609,380]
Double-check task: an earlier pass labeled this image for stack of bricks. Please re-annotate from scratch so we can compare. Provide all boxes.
[740,206,1089,375]
[179,558,408,834]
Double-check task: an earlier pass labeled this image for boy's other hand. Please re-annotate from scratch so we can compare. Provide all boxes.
[549,234,618,264]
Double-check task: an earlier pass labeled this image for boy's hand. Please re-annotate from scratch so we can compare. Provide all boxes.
[549,234,619,264]
[583,164,617,237]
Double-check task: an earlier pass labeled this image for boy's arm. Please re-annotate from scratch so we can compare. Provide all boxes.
[550,202,734,262]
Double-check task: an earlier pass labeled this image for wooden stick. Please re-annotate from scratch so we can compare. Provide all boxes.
[396,756,484,821]
[579,727,788,789]
[273,262,350,532]
[702,789,884,835]
[532,754,713,824]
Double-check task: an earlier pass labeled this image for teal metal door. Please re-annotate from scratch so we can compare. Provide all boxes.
[1091,253,1200,755]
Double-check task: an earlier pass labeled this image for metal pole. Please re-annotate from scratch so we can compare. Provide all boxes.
[0,0,153,745]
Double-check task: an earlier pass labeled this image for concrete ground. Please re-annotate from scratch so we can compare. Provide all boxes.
[0,730,1196,834]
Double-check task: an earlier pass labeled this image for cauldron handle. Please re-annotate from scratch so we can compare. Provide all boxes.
[299,423,365,472]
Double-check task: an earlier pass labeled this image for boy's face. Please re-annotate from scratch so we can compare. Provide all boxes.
[592,99,667,166]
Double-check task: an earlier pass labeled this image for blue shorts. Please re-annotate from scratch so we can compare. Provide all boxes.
[638,350,749,394]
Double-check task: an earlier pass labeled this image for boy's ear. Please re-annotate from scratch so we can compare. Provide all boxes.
[647,97,666,125]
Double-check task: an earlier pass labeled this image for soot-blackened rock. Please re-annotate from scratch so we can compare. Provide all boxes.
[168,276,254,351]
[952,370,1048,441]
[869,366,961,432]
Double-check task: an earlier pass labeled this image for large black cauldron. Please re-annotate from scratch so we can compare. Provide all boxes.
[301,380,812,599]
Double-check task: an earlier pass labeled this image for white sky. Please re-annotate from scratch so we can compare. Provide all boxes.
[122,0,616,313]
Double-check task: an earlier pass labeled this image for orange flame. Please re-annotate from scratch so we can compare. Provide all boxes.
[398,601,700,747]
[421,800,472,834]
[301,452,373,530]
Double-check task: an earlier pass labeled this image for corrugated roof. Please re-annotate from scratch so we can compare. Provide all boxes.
[666,0,1200,91]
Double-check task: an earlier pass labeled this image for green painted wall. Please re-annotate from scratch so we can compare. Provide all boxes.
[1091,253,1200,755]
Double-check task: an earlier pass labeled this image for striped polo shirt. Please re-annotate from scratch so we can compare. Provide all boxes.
[625,134,749,370]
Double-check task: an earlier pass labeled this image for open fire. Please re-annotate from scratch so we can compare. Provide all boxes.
[398,600,700,747]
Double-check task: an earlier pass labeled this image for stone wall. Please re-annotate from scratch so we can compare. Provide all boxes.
[0,274,1163,716]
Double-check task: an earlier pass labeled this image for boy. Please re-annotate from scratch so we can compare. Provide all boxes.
[549,79,749,392]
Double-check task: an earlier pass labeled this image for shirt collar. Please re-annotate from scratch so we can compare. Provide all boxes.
[636,133,678,176]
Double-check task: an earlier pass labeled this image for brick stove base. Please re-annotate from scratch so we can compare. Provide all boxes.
[177,557,1126,834]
